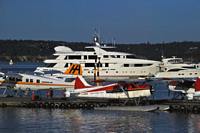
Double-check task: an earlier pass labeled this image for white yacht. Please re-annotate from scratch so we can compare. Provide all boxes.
[35,36,161,80]
[155,56,200,79]
[160,56,196,71]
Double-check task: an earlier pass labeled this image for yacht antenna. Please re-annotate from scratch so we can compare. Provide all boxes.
[93,28,101,47]
[161,41,165,59]
[113,37,116,47]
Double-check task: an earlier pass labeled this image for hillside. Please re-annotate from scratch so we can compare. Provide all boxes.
[0,40,200,63]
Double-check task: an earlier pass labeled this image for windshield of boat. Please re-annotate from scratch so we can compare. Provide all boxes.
[168,59,183,64]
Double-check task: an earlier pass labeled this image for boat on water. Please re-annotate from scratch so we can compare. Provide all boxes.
[9,59,13,65]
[160,56,196,71]
[35,35,161,80]
[155,56,200,79]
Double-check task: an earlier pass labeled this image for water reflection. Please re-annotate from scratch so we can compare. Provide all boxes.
[0,108,200,133]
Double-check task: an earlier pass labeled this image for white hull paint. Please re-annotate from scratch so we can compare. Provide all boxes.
[78,89,151,99]
[155,69,200,79]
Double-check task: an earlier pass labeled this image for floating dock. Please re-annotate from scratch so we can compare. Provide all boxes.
[1,97,200,113]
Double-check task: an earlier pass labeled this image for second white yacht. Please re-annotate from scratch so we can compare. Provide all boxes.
[155,56,200,79]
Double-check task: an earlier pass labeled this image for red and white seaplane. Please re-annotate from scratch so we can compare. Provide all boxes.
[168,77,200,100]
[65,76,152,100]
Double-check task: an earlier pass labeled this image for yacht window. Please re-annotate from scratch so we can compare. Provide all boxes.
[126,55,136,59]
[134,64,143,67]
[97,63,102,67]
[36,79,40,83]
[168,59,183,64]
[64,63,68,67]
[64,56,68,59]
[105,63,109,67]
[30,79,33,82]
[124,64,129,67]
[143,64,152,66]
[68,55,81,59]
[47,63,56,67]
[85,63,95,67]
[84,56,87,60]
[88,55,97,60]
[168,68,184,72]
[117,55,120,58]
[103,55,109,58]
[26,79,29,82]
[182,66,196,69]
[110,55,115,58]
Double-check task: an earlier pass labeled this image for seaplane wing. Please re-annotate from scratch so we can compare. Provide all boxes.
[66,76,118,94]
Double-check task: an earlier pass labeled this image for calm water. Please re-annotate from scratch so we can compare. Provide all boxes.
[0,108,200,133]
[0,62,200,133]
[0,61,42,73]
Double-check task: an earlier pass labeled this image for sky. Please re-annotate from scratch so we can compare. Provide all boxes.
[0,0,200,43]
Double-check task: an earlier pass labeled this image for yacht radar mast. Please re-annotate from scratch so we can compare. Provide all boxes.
[93,34,100,47]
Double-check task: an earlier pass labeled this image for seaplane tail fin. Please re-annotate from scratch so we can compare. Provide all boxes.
[194,77,200,92]
[64,64,82,75]
[75,76,91,89]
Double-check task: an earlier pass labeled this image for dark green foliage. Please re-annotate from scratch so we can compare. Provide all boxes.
[0,40,200,62]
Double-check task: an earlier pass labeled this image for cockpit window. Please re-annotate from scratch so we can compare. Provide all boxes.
[65,78,75,82]
[168,59,183,64]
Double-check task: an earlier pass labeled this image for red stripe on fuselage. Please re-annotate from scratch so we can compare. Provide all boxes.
[88,84,118,92]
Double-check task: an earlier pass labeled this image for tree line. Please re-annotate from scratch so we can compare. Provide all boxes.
[0,40,200,63]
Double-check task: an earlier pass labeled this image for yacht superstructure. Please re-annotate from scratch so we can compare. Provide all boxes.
[35,36,161,80]
[160,56,196,71]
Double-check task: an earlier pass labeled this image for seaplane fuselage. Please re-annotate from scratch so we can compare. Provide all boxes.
[4,73,75,90]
